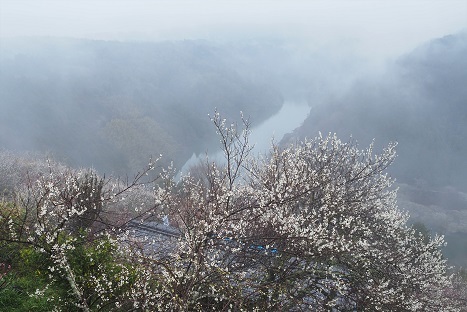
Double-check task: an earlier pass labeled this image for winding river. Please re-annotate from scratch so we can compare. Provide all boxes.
[178,100,310,176]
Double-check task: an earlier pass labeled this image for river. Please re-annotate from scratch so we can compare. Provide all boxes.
[178,100,310,176]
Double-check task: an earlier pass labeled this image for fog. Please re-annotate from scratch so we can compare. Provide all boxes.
[1,1,467,266]
[2,1,466,62]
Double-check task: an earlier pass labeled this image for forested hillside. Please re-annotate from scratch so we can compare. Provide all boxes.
[285,32,467,266]
[0,38,284,175]
[288,32,467,188]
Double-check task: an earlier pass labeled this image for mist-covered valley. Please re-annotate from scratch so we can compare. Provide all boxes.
[1,0,467,288]
[1,31,467,268]
[0,38,286,174]
[2,2,467,309]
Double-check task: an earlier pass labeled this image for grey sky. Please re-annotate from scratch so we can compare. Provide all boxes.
[1,0,467,60]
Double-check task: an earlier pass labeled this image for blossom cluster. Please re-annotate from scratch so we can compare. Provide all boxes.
[0,113,462,311]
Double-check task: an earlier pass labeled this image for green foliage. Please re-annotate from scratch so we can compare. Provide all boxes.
[0,230,137,311]
[0,284,50,312]
[0,246,63,312]
[66,232,137,310]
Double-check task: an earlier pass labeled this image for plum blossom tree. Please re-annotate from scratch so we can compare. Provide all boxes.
[142,112,456,311]
[0,156,172,311]
[0,112,460,311]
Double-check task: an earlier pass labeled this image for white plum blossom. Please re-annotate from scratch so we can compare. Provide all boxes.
[0,113,462,311]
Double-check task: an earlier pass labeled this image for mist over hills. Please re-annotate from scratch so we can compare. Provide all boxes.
[0,36,368,175]
[287,32,467,190]
[0,38,286,174]
[1,32,466,266]
[284,32,467,266]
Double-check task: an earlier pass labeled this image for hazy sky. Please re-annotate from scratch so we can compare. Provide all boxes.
[1,0,467,60]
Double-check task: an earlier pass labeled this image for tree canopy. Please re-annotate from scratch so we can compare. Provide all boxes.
[0,113,462,311]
